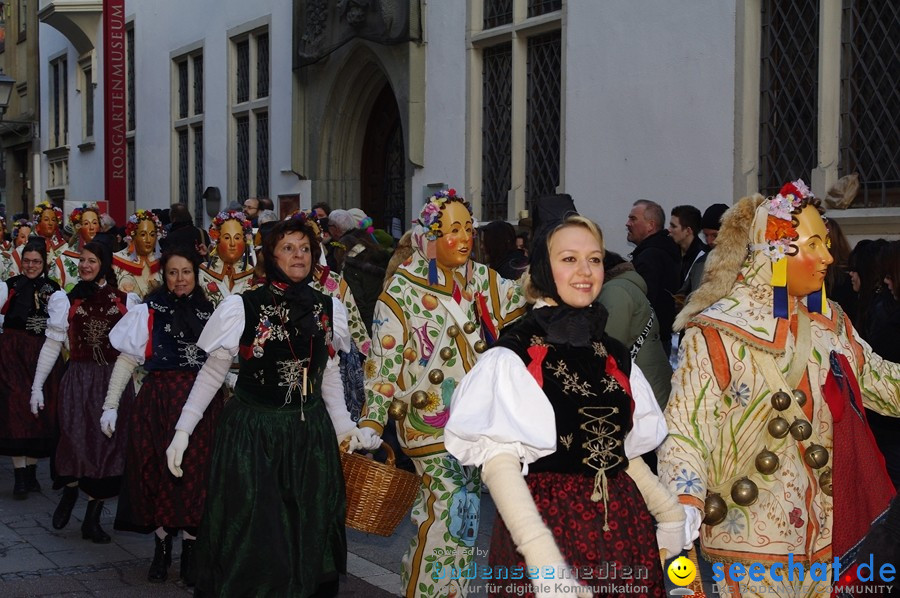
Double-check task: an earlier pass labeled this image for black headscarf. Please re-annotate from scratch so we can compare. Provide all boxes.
[7,240,50,323]
[262,218,322,338]
[69,240,116,300]
[150,246,212,340]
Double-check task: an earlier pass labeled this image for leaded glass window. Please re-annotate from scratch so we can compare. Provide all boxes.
[839,0,900,207]
[482,43,512,222]
[758,0,819,195]
[193,55,203,116]
[257,33,270,99]
[526,31,561,208]
[236,40,250,104]
[483,0,512,30]
[236,115,250,203]
[178,60,189,120]
[178,129,189,204]
[256,112,269,198]
[527,0,561,19]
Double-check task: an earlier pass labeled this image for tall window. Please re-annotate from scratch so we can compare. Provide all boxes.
[173,50,203,211]
[49,56,68,148]
[79,56,94,140]
[231,28,269,203]
[471,1,562,221]
[839,0,900,207]
[126,24,136,204]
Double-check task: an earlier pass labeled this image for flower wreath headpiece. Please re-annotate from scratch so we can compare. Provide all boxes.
[68,203,101,227]
[12,219,35,244]
[755,179,827,318]
[208,210,252,245]
[32,201,64,225]
[287,210,323,240]
[124,209,166,243]
[416,188,474,284]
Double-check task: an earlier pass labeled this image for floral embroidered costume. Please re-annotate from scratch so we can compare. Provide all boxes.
[353,191,527,598]
[657,184,900,598]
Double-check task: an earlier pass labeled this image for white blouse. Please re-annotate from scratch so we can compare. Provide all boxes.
[445,347,667,473]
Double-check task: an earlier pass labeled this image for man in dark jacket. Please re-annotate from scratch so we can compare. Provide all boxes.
[627,199,681,356]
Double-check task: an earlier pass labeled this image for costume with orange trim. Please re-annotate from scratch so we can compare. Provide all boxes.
[113,210,166,299]
[657,183,900,598]
[352,191,526,598]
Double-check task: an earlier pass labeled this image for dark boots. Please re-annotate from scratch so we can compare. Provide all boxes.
[148,534,173,582]
[180,538,196,586]
[24,464,41,492]
[13,468,27,499]
[80,500,111,544]
[52,486,79,529]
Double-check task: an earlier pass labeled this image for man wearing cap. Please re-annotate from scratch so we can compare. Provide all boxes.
[677,203,729,300]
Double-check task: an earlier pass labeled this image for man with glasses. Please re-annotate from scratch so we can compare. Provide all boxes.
[242,198,260,227]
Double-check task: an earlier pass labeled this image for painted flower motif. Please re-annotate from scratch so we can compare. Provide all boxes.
[730,382,751,407]
[364,359,377,379]
[206,282,219,293]
[674,468,702,494]
[424,391,442,412]
[789,507,804,528]
[323,276,339,291]
[723,509,745,535]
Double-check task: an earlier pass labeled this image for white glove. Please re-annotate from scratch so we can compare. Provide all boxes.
[535,566,593,598]
[321,356,356,442]
[103,354,139,410]
[684,505,702,549]
[174,354,232,435]
[166,430,190,478]
[656,520,686,559]
[100,409,118,438]
[348,427,383,452]
[31,338,63,415]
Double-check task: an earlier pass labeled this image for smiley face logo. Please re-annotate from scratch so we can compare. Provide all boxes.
[667,556,696,587]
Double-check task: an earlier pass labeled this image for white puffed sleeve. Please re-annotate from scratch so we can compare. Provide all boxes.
[624,361,668,458]
[108,303,150,363]
[45,290,70,342]
[446,347,556,472]
[330,298,351,355]
[0,283,7,330]
[125,292,141,310]
[196,294,245,360]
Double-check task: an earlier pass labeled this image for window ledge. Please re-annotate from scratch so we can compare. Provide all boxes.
[43,145,70,160]
[826,207,900,237]
[77,139,95,151]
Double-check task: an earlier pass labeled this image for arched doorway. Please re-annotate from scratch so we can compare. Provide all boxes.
[360,83,405,234]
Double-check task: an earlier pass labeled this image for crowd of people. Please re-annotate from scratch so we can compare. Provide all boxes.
[0,182,896,598]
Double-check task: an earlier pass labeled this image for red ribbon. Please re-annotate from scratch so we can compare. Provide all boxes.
[526,345,548,387]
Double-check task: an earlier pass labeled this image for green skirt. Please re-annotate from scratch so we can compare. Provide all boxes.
[194,390,347,597]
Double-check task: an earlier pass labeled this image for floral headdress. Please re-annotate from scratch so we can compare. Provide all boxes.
[32,201,64,225]
[124,209,166,243]
[68,202,101,226]
[288,210,323,241]
[11,219,35,244]
[754,179,826,318]
[414,188,474,284]
[208,210,252,246]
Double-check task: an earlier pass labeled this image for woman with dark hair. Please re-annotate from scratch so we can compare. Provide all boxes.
[102,245,220,584]
[846,238,889,335]
[446,215,672,598]
[165,216,357,596]
[0,240,63,497]
[480,220,528,280]
[31,240,140,542]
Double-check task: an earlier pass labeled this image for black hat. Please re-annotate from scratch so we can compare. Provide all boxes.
[701,203,729,230]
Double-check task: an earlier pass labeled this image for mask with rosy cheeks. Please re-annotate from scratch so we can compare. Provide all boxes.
[785,205,834,298]
[14,227,32,247]
[37,210,59,238]
[133,219,158,257]
[217,219,246,265]
[434,202,473,269]
[78,211,100,243]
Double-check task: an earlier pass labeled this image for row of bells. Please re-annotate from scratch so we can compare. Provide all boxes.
[386,326,487,422]
[703,388,833,526]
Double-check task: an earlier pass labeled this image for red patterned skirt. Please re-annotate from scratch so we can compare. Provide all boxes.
[115,370,224,533]
[488,470,665,598]
[0,329,63,457]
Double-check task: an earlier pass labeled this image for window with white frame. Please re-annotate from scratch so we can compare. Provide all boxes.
[746,0,899,207]
[173,50,203,213]
[126,23,136,205]
[231,28,269,203]
[78,55,95,141]
[49,56,68,149]
[469,0,562,222]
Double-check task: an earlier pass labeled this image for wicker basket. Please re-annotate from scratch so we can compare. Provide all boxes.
[341,443,420,536]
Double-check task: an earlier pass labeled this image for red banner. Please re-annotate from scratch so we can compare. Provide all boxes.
[103,0,127,224]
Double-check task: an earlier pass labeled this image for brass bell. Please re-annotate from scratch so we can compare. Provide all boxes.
[768,417,790,439]
[792,389,808,407]
[428,369,444,385]
[771,391,792,411]
[789,418,812,441]
[804,444,829,469]
[447,325,460,338]
[703,493,728,526]
[388,399,408,421]
[819,468,833,496]
[474,340,487,354]
[463,321,477,334]
[731,477,759,506]
[755,449,780,475]
[439,347,454,361]
[411,390,429,409]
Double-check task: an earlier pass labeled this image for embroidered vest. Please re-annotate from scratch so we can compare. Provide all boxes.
[144,291,213,371]
[235,285,333,408]
[1,276,59,335]
[68,286,128,364]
